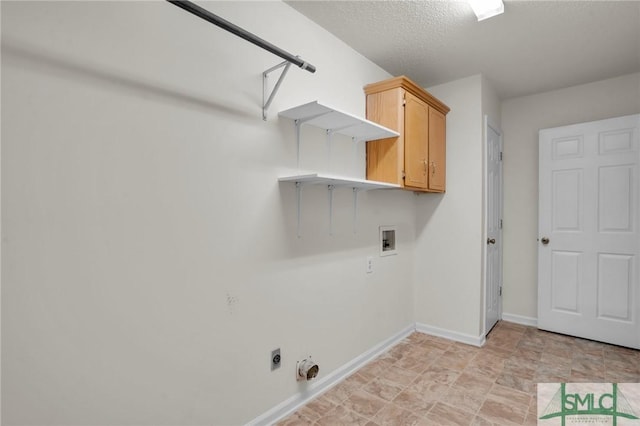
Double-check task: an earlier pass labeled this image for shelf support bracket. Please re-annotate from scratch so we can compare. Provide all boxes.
[296,182,303,238]
[352,187,360,234]
[328,185,335,236]
[326,130,333,172]
[263,60,292,121]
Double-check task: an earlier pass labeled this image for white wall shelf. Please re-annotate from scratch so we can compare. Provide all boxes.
[279,101,399,167]
[279,101,399,141]
[278,101,400,237]
[278,173,400,190]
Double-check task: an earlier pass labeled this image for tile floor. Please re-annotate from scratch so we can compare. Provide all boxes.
[276,321,640,426]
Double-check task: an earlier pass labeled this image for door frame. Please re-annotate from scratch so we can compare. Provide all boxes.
[482,115,504,336]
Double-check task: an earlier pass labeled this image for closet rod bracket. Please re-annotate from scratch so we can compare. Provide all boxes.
[263,60,292,120]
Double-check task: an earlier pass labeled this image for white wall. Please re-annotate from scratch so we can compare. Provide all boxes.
[414,75,484,339]
[482,76,502,130]
[1,2,418,425]
[501,72,640,319]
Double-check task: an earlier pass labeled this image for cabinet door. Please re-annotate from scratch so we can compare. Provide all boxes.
[404,92,429,189]
[428,107,446,192]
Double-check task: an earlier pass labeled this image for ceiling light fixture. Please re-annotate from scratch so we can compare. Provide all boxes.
[468,0,504,21]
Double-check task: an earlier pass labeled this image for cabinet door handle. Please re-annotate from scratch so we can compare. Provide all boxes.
[431,161,436,176]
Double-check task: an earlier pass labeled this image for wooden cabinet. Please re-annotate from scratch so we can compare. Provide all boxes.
[364,76,449,192]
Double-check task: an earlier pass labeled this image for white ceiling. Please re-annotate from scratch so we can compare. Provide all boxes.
[285,0,640,99]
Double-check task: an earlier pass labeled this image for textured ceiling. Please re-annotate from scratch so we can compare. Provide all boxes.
[285,0,640,99]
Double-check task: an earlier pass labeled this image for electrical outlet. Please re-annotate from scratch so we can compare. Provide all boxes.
[366,256,373,274]
[271,348,281,371]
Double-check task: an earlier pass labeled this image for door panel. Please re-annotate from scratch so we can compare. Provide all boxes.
[538,114,640,349]
[552,169,583,231]
[553,136,584,160]
[551,251,582,313]
[404,92,428,189]
[599,165,633,232]
[597,253,633,321]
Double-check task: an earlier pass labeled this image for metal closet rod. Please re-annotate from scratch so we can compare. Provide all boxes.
[166,0,316,73]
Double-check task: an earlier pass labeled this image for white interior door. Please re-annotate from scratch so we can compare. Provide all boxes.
[485,116,503,335]
[538,114,640,349]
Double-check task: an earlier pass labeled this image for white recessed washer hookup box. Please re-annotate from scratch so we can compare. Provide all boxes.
[379,226,397,256]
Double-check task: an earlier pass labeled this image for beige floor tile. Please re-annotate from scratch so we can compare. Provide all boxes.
[363,377,406,402]
[604,346,639,363]
[478,384,530,425]
[415,365,460,386]
[443,384,487,414]
[539,351,571,368]
[342,389,388,419]
[604,369,640,382]
[605,357,639,373]
[570,370,604,382]
[451,341,482,353]
[344,371,375,388]
[420,334,455,350]
[511,347,543,362]
[379,348,406,363]
[394,354,431,374]
[379,365,420,387]
[424,402,476,426]
[502,356,537,380]
[484,336,521,352]
[487,383,531,406]
[465,353,506,380]
[535,361,571,378]
[297,395,336,422]
[323,376,369,405]
[453,370,495,395]
[431,348,476,371]
[372,403,425,426]
[571,358,605,379]
[315,404,373,426]
[470,415,500,425]
[478,397,528,425]
[392,389,437,417]
[515,339,545,354]
[495,370,536,395]
[359,357,398,380]
[406,333,429,344]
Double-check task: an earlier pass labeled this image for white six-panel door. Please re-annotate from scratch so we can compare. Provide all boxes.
[538,114,640,349]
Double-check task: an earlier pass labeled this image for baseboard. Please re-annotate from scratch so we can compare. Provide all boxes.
[415,322,485,347]
[245,323,416,426]
[501,312,538,327]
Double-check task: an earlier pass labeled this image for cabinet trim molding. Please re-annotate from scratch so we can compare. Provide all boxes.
[364,75,450,115]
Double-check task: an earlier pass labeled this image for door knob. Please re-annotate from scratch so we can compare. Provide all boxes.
[487,238,496,245]
[541,237,550,245]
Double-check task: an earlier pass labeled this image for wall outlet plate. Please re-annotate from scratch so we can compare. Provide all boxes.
[366,256,373,274]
